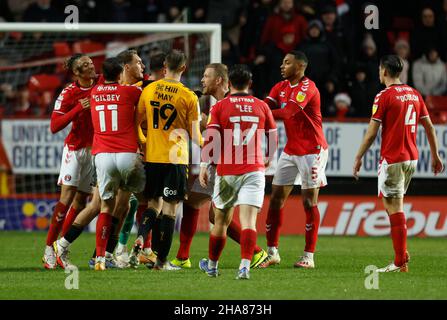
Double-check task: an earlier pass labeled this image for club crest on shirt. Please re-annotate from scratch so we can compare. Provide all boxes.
[296,91,306,103]
[372,104,378,115]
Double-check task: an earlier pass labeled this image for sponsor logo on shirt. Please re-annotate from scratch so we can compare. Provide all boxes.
[64,175,72,182]
[372,104,378,115]
[163,187,178,197]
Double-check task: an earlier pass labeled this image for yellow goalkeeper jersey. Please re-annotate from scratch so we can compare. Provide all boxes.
[136,78,202,165]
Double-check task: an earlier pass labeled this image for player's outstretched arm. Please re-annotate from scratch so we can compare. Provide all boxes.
[50,99,88,133]
[353,119,381,180]
[420,117,445,175]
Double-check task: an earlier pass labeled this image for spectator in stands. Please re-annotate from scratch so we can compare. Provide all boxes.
[221,36,240,67]
[187,0,207,23]
[319,3,354,69]
[257,0,308,91]
[357,34,379,86]
[100,0,133,23]
[333,92,352,119]
[207,0,249,45]
[297,19,341,89]
[394,39,411,84]
[126,0,163,22]
[22,0,64,22]
[320,75,339,117]
[239,0,275,97]
[240,0,274,62]
[348,63,379,117]
[0,1,14,22]
[410,7,447,60]
[412,47,447,97]
[161,0,185,22]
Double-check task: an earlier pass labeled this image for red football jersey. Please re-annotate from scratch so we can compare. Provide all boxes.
[51,75,103,150]
[269,77,328,156]
[90,83,142,155]
[371,84,429,164]
[204,93,277,176]
[264,79,299,110]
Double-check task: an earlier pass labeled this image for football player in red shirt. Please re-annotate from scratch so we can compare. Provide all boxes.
[54,50,147,270]
[261,51,328,269]
[353,55,444,272]
[89,57,144,270]
[199,65,278,279]
[171,63,269,269]
[42,54,100,269]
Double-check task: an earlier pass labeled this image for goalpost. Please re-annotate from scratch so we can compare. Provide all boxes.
[0,23,221,232]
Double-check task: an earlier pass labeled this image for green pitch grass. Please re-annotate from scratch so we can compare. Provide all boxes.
[0,232,446,299]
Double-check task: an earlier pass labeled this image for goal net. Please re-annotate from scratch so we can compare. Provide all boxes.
[0,22,221,232]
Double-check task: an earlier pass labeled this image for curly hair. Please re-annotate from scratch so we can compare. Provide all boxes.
[63,53,87,74]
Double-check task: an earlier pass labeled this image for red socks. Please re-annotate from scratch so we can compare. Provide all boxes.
[266,208,284,247]
[144,233,152,249]
[241,229,257,261]
[46,202,68,246]
[209,234,226,261]
[389,212,407,267]
[96,213,112,257]
[61,206,79,237]
[176,205,200,260]
[304,206,320,253]
[227,219,262,254]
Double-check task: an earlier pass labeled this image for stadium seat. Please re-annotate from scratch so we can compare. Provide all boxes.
[72,40,106,71]
[53,42,72,73]
[28,74,62,116]
[425,96,447,123]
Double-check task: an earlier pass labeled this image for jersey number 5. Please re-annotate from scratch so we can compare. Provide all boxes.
[230,116,259,146]
[96,104,118,132]
[405,104,416,133]
[150,101,178,130]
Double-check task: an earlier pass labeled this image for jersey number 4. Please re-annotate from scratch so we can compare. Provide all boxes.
[96,104,118,132]
[230,116,259,146]
[405,104,416,133]
[150,101,177,130]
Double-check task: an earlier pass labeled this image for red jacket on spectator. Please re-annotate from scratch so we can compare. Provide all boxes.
[261,11,308,54]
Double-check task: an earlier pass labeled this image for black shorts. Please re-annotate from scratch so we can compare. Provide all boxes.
[144,162,188,202]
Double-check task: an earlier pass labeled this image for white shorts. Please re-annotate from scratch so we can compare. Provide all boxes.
[191,165,216,197]
[57,145,95,194]
[212,171,265,210]
[95,152,146,200]
[378,159,417,198]
[272,149,328,189]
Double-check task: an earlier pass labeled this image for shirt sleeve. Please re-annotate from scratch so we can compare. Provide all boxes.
[188,93,203,147]
[371,90,386,122]
[264,103,278,161]
[418,92,430,119]
[136,88,148,144]
[201,102,221,163]
[130,86,143,106]
[50,88,83,133]
[264,83,280,109]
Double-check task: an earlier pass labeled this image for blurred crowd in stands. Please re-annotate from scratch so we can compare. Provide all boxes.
[1,0,447,121]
